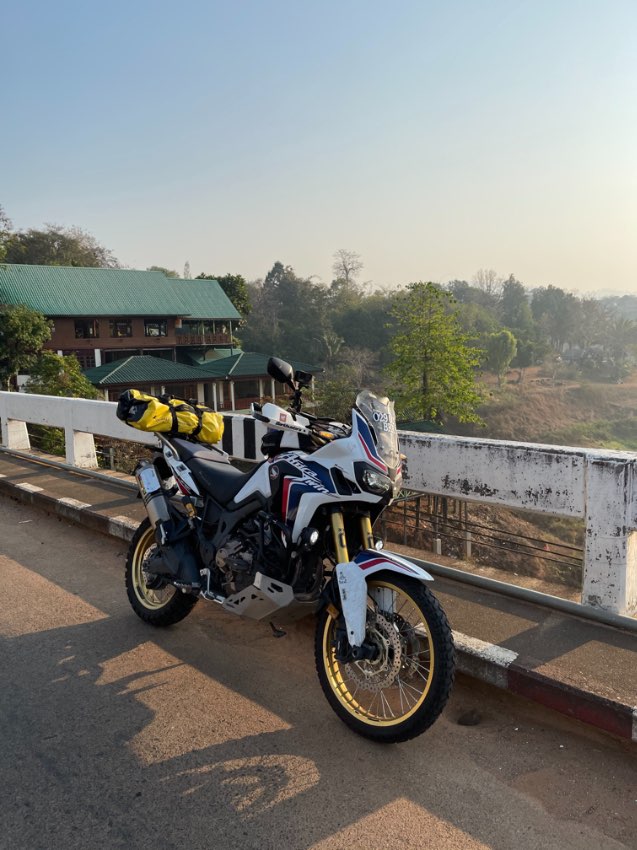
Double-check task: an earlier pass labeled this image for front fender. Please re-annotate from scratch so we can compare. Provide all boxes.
[335,550,433,648]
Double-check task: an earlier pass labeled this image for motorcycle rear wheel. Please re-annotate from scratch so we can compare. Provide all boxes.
[315,573,455,743]
[125,518,198,626]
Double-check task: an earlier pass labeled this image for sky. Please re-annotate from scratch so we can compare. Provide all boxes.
[2,0,636,293]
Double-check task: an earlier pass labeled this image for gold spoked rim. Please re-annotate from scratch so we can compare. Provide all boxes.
[322,579,435,727]
[131,525,176,610]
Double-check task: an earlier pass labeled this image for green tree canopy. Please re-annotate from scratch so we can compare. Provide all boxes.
[241,261,327,361]
[4,223,119,268]
[148,265,179,278]
[26,351,99,398]
[499,276,533,332]
[0,304,51,389]
[0,205,12,263]
[485,329,517,386]
[387,282,484,424]
[531,285,579,351]
[331,292,397,368]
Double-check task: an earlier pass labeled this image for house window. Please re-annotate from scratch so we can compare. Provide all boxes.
[144,319,167,337]
[109,319,133,338]
[63,350,96,369]
[105,349,137,364]
[164,383,197,401]
[75,319,99,339]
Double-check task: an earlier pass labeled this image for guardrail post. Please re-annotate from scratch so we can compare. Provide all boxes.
[1,418,31,451]
[64,428,97,469]
[63,405,98,469]
[583,456,637,616]
[64,426,98,468]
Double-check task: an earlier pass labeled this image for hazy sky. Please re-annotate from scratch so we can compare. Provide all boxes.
[3,0,636,292]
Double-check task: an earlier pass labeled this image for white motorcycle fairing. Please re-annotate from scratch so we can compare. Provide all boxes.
[335,549,433,647]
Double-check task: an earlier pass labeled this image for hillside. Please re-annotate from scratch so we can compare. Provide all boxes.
[456,368,637,451]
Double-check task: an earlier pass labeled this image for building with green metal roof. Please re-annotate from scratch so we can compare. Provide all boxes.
[1,263,322,411]
[84,352,322,411]
[0,263,239,371]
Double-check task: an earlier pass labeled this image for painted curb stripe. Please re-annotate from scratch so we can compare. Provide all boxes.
[507,665,635,741]
[58,497,92,509]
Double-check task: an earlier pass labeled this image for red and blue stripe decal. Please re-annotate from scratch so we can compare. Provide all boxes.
[355,413,388,472]
[354,550,419,575]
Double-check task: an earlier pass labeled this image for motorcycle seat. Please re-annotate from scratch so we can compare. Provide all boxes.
[171,438,230,464]
[186,456,257,504]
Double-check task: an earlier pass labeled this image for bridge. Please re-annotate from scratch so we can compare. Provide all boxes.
[1,390,636,849]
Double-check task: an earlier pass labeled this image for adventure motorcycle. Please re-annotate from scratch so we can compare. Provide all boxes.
[124,357,455,743]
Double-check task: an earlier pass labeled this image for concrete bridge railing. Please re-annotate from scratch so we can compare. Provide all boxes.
[1,391,636,617]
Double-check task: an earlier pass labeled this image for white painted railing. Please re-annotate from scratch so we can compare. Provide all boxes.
[1,391,636,617]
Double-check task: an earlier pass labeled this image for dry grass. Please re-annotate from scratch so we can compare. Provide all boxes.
[456,367,637,447]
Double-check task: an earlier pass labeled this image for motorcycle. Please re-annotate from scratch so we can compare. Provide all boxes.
[124,357,455,743]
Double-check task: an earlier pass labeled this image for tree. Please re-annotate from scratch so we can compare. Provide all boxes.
[485,329,517,387]
[607,317,637,376]
[576,298,609,350]
[473,268,503,301]
[332,249,363,286]
[531,285,578,351]
[0,205,12,263]
[241,262,327,361]
[499,276,533,332]
[315,370,359,422]
[0,304,51,389]
[25,352,99,454]
[26,351,100,399]
[4,223,119,268]
[196,273,252,318]
[148,265,179,278]
[387,282,484,424]
[447,278,499,310]
[331,291,397,369]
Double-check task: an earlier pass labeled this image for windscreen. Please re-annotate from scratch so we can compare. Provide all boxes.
[355,390,400,470]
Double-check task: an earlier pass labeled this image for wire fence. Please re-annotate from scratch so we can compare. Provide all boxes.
[25,425,141,473]
[379,492,584,588]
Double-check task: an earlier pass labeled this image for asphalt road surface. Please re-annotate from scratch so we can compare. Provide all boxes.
[0,497,635,850]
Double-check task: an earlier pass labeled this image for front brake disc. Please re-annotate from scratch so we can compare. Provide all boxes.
[345,611,402,693]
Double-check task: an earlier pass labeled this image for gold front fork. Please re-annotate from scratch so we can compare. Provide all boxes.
[330,509,349,563]
[360,514,375,550]
[330,510,375,564]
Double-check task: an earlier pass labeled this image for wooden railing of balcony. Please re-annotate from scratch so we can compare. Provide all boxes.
[174,331,231,345]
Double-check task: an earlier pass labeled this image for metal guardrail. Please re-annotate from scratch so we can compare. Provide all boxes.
[1,390,637,617]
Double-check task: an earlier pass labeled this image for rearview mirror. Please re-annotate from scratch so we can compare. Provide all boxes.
[267,357,296,389]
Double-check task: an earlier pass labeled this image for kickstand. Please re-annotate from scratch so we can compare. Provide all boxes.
[269,621,287,638]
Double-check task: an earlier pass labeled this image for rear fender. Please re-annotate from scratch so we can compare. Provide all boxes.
[335,550,433,648]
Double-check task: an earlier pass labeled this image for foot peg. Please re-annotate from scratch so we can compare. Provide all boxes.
[269,621,287,638]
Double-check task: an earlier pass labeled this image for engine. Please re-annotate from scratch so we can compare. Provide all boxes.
[199,513,294,596]
[215,535,258,594]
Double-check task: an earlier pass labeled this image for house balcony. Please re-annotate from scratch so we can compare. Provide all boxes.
[174,330,232,346]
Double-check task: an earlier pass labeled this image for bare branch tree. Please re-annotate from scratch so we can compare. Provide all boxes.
[473,268,503,298]
[332,249,363,285]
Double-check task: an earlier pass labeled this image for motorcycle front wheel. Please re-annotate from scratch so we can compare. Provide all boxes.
[315,573,455,743]
[125,518,198,627]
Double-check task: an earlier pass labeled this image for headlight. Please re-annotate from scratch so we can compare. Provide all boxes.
[361,468,391,494]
